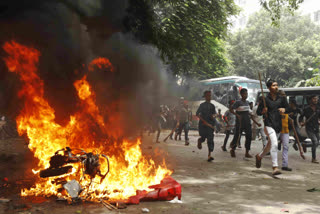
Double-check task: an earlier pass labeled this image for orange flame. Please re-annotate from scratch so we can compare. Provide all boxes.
[88,57,114,72]
[3,41,171,200]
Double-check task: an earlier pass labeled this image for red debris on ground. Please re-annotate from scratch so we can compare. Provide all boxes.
[127,176,181,204]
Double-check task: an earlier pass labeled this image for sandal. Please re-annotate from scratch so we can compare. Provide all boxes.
[302,144,307,153]
[255,154,261,168]
[272,168,282,176]
[245,153,253,158]
[221,146,227,152]
[207,157,214,162]
[197,138,202,150]
[230,149,236,158]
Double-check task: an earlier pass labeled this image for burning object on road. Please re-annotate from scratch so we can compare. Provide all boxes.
[2,41,181,204]
[37,147,181,204]
[39,147,109,183]
[127,176,181,204]
[63,180,82,199]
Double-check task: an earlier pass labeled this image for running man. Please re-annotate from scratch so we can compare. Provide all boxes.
[230,88,260,158]
[300,95,320,164]
[255,79,290,175]
[196,90,217,162]
[221,100,236,151]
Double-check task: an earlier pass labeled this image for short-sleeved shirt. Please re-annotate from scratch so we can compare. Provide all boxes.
[232,100,251,112]
[232,99,251,121]
[178,106,190,123]
[196,101,216,127]
[224,110,236,130]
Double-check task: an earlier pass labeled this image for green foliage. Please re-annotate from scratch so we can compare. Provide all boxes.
[259,0,304,25]
[124,0,239,80]
[306,57,320,86]
[228,10,320,87]
[123,0,305,81]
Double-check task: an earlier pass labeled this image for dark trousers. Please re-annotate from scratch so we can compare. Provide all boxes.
[306,130,319,160]
[155,121,162,142]
[231,119,252,150]
[177,122,189,141]
[169,120,178,138]
[223,128,234,148]
[199,126,214,152]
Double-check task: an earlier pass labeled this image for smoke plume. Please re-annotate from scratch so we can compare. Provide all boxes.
[0,0,169,137]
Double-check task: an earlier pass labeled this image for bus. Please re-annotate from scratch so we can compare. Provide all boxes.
[200,76,267,106]
[189,76,266,129]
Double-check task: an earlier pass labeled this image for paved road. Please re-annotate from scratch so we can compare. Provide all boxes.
[1,131,320,214]
[148,130,320,214]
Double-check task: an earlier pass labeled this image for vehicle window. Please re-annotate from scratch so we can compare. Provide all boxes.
[247,83,258,89]
[236,82,247,88]
[295,96,304,106]
[287,95,304,108]
[303,96,308,105]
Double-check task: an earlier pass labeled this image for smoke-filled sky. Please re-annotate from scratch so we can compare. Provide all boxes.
[0,0,169,137]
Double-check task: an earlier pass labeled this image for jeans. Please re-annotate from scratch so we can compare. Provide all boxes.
[306,130,319,160]
[280,133,289,167]
[177,122,189,142]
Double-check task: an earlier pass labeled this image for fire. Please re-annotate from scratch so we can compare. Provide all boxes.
[3,41,171,200]
[88,57,114,72]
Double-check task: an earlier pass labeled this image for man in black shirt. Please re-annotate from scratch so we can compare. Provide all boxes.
[300,95,320,163]
[288,99,305,151]
[255,79,290,175]
[230,88,260,158]
[196,90,217,162]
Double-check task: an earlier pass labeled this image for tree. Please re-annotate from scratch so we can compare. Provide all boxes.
[305,57,320,86]
[124,0,239,80]
[227,10,320,86]
[259,0,304,25]
[123,0,306,81]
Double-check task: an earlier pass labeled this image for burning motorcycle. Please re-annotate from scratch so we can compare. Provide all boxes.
[40,147,109,184]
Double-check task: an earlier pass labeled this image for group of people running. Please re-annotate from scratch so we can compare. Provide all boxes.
[148,98,192,145]
[195,79,320,175]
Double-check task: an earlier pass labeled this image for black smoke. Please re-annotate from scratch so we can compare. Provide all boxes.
[0,0,169,137]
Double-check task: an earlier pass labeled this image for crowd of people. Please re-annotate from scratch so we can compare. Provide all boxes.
[196,79,320,175]
[145,98,193,145]
[148,79,320,176]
